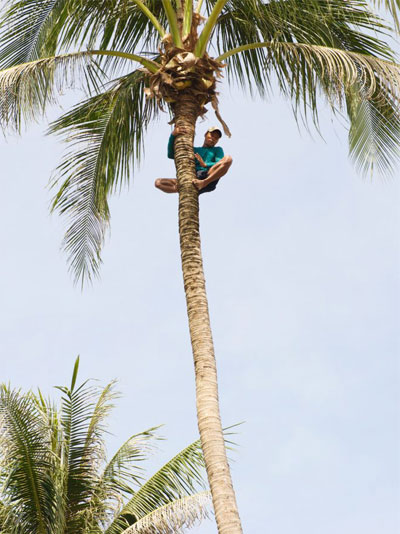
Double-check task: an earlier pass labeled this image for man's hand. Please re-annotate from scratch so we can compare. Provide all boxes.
[194,153,207,167]
[172,126,188,136]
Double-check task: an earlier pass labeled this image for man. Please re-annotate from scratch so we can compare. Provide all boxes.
[155,126,233,194]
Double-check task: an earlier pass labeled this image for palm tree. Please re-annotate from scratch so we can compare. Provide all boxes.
[0,358,211,534]
[0,2,400,533]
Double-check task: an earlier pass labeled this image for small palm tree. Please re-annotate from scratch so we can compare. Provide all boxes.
[0,358,210,534]
[0,2,400,533]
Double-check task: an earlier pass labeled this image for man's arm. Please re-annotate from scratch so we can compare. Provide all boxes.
[167,134,175,159]
[168,126,188,159]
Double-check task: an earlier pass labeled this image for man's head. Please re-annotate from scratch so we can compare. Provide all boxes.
[203,127,222,147]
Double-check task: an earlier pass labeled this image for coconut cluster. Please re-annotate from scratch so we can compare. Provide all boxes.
[141,28,230,136]
[147,44,222,104]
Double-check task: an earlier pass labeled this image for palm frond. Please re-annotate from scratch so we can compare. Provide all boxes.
[264,42,400,169]
[0,0,161,63]
[37,0,166,55]
[96,7,164,80]
[370,0,400,31]
[218,40,400,172]
[57,378,118,532]
[49,69,158,285]
[84,382,117,453]
[57,378,104,534]
[85,428,162,529]
[102,427,161,492]
[105,438,206,534]
[210,0,268,95]
[0,500,20,534]
[258,0,393,56]
[347,81,400,175]
[212,0,394,94]
[121,492,211,534]
[0,386,60,534]
[219,40,400,104]
[0,51,105,132]
[213,1,400,173]
[269,41,398,104]
[34,389,63,457]
[0,0,67,69]
[0,368,209,534]
[0,500,8,531]
[196,0,232,56]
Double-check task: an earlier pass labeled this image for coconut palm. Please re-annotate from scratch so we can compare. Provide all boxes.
[0,1,400,533]
[0,358,211,534]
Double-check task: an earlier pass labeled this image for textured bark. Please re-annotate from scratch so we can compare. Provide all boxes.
[173,93,243,534]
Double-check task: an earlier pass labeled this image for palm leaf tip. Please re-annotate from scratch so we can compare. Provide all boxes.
[347,82,400,177]
[371,0,400,32]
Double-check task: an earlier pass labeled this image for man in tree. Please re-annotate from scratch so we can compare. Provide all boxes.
[155,126,233,194]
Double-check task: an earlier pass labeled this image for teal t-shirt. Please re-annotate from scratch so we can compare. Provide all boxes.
[168,134,224,172]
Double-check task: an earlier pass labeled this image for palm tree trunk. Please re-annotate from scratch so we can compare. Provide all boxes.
[172,92,243,534]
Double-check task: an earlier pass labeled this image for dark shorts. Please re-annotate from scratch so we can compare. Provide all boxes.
[197,169,219,195]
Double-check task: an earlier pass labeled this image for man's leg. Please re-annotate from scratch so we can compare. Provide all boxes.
[192,155,233,191]
[155,178,178,193]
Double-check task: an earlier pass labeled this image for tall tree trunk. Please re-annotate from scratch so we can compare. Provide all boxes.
[172,92,243,534]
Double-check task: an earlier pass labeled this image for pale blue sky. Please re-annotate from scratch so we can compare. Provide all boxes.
[1,78,399,533]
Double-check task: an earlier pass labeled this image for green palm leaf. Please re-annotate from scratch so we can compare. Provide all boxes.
[57,377,117,532]
[54,0,165,52]
[347,81,400,175]
[0,0,165,75]
[219,40,400,106]
[264,41,399,108]
[371,0,400,31]
[97,3,165,75]
[213,0,394,94]
[105,438,206,534]
[263,42,400,174]
[34,389,63,458]
[211,0,269,95]
[49,69,158,285]
[218,40,400,172]
[0,51,105,132]
[57,378,104,534]
[212,0,399,174]
[101,428,161,493]
[83,382,117,453]
[0,386,59,534]
[0,362,210,534]
[85,428,162,529]
[0,0,65,68]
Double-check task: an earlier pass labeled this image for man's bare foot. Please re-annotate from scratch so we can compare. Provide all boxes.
[192,179,207,191]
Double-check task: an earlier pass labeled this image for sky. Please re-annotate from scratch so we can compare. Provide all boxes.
[0,59,399,533]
